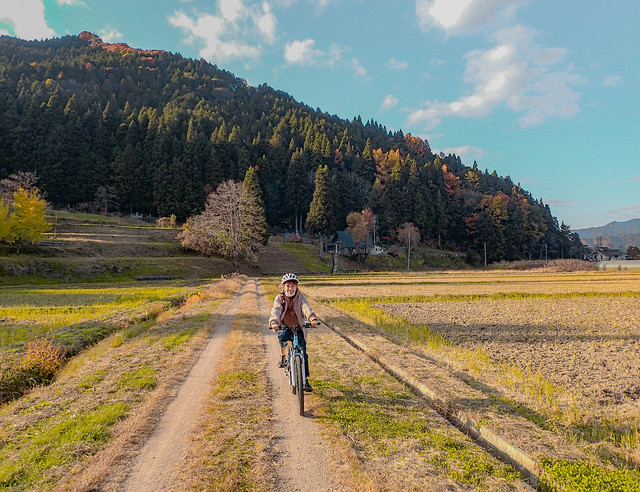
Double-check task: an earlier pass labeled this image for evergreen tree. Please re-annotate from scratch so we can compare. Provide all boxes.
[306,165,336,257]
[285,149,312,233]
[0,34,573,259]
[240,166,268,262]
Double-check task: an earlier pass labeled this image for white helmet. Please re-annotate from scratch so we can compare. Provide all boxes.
[281,272,298,285]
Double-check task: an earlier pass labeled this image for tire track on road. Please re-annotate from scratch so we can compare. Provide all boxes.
[122,280,247,491]
[258,282,338,492]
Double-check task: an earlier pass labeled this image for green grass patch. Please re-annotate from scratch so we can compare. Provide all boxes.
[0,281,197,404]
[314,374,520,486]
[540,458,640,491]
[116,365,157,391]
[0,283,196,348]
[162,329,195,350]
[279,243,331,273]
[0,403,129,489]
[324,290,640,305]
[0,256,230,285]
[77,369,108,391]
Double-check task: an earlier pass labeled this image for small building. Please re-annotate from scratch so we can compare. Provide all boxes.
[590,247,625,261]
[326,231,373,256]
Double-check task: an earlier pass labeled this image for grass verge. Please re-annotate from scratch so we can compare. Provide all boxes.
[179,309,274,489]
[309,325,525,490]
[0,277,244,491]
[280,242,332,273]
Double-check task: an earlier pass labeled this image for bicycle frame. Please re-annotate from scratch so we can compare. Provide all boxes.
[282,324,308,415]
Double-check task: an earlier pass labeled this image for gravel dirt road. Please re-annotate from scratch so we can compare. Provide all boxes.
[122,282,244,491]
[258,282,338,491]
[121,278,336,491]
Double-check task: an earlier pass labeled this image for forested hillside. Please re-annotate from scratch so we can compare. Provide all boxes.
[0,32,581,262]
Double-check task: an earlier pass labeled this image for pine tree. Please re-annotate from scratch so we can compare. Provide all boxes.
[306,165,336,257]
[286,149,312,234]
[240,166,268,263]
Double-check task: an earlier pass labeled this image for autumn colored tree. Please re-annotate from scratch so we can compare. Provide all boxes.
[396,221,420,248]
[6,188,51,250]
[178,171,267,264]
[345,210,371,259]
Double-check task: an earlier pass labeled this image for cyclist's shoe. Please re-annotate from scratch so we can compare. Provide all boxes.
[303,380,313,392]
[278,356,286,368]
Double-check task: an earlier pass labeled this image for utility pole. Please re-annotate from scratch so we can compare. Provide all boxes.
[484,241,487,267]
[407,230,411,271]
[373,216,377,245]
[545,242,548,261]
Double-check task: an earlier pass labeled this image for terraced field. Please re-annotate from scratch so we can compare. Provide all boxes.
[301,270,640,488]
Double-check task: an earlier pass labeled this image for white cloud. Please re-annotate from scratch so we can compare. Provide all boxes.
[602,75,621,87]
[257,2,276,42]
[284,38,344,68]
[351,57,367,78]
[606,204,640,222]
[430,57,446,65]
[408,25,582,130]
[416,0,525,35]
[312,0,331,9]
[99,28,123,42]
[439,145,487,161]
[380,94,398,111]
[284,39,320,64]
[169,1,277,62]
[386,57,408,70]
[56,0,86,5]
[0,0,56,39]
[220,0,243,22]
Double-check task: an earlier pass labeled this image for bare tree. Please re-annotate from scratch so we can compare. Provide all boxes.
[95,185,119,215]
[346,209,372,260]
[0,171,40,200]
[397,221,420,270]
[178,180,243,263]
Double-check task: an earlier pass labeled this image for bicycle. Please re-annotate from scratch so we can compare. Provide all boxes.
[279,322,315,415]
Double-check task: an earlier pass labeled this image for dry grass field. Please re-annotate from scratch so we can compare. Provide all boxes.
[302,270,640,474]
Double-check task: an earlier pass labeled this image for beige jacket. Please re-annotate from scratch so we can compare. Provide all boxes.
[269,290,317,336]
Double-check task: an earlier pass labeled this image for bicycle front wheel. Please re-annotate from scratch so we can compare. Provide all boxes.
[294,355,304,415]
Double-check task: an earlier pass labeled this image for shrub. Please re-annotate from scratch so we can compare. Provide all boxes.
[20,337,65,381]
[543,259,593,272]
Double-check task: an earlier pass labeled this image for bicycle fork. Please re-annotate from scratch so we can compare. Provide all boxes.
[288,350,306,389]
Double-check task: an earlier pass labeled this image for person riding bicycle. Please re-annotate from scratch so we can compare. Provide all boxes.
[269,272,318,392]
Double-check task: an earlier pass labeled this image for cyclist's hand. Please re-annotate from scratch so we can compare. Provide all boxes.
[310,319,320,327]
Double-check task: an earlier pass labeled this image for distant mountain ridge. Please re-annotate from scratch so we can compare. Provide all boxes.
[0,32,580,262]
[576,218,640,250]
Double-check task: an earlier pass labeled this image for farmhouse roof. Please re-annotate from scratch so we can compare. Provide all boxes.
[334,230,373,249]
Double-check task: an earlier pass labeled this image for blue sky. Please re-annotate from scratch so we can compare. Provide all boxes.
[1,0,638,230]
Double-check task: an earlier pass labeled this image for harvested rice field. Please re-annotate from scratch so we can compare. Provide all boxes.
[303,270,640,469]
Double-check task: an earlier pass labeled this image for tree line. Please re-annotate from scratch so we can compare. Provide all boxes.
[0,33,584,261]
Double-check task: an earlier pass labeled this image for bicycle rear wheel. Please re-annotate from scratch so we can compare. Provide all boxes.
[294,355,304,415]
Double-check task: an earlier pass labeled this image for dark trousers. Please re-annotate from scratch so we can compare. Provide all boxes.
[277,328,310,377]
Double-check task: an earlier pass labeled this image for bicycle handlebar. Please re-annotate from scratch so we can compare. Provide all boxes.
[274,320,321,331]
